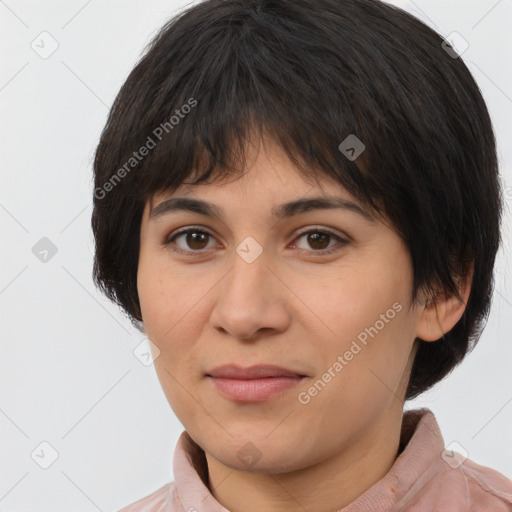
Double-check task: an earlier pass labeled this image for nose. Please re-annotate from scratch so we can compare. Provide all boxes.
[209,247,291,341]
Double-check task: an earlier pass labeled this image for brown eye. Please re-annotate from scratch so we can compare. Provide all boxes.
[163,226,349,257]
[293,228,349,256]
[181,231,210,250]
[305,232,330,250]
[164,228,215,254]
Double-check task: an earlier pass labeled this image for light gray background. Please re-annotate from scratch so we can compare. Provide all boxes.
[0,1,511,511]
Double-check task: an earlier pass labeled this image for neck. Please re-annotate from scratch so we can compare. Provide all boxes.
[204,406,405,512]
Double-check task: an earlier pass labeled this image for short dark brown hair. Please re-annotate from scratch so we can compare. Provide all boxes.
[91,0,503,400]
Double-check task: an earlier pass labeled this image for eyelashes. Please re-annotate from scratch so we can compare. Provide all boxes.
[162,226,349,257]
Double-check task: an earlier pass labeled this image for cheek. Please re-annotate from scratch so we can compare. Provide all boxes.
[308,270,414,398]
[137,257,210,377]
[137,260,206,419]
[137,254,195,337]
[316,269,406,343]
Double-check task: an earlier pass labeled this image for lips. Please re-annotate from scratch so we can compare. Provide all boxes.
[205,364,307,402]
[206,364,306,379]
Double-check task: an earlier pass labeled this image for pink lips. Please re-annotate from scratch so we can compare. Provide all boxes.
[206,364,306,402]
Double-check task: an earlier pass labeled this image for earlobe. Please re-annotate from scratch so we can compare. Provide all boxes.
[415,265,473,342]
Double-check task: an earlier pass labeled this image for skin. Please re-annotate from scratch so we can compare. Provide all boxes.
[137,134,472,512]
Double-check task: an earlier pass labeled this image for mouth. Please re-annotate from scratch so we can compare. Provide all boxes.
[205,364,307,402]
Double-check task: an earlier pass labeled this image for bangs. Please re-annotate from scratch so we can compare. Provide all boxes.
[105,2,389,216]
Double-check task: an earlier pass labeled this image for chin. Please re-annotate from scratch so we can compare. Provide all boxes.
[215,448,306,474]
[204,433,311,474]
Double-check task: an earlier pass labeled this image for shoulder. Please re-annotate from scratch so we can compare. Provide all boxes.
[458,457,512,511]
[116,481,182,512]
[396,409,512,511]
[414,454,512,511]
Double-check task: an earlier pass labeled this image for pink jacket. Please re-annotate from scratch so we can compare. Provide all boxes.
[117,408,512,511]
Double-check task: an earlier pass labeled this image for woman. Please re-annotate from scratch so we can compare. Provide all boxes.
[91,0,512,510]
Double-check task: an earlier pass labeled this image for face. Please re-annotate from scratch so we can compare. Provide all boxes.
[137,136,425,474]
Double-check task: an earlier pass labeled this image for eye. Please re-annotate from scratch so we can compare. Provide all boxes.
[163,226,349,257]
[164,227,216,255]
[291,227,349,256]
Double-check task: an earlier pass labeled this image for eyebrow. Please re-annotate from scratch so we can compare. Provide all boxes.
[149,195,376,223]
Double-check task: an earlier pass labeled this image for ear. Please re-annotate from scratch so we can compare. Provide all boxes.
[415,263,474,342]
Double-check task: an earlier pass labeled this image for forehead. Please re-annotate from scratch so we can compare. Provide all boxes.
[145,133,384,225]
[149,148,346,207]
